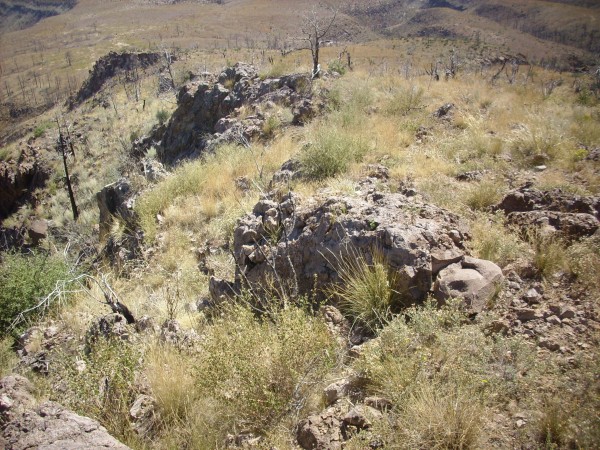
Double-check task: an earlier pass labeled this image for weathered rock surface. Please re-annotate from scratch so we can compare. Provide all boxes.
[96,179,142,267]
[157,63,320,164]
[297,406,344,450]
[96,179,136,243]
[221,189,487,307]
[434,256,504,312]
[0,145,50,220]
[496,184,600,239]
[0,375,131,450]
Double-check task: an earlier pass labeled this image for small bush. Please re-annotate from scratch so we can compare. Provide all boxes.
[299,125,367,180]
[49,338,141,443]
[470,213,529,267]
[262,114,281,137]
[353,300,538,449]
[156,109,170,125]
[567,234,600,291]
[527,229,569,279]
[147,303,339,447]
[384,86,424,116]
[0,252,71,336]
[33,122,52,138]
[328,59,347,76]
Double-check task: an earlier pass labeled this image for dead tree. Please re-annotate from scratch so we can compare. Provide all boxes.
[298,5,338,79]
[56,119,79,221]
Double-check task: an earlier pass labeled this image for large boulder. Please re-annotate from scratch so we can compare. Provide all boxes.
[434,256,504,313]
[219,188,480,306]
[0,375,131,450]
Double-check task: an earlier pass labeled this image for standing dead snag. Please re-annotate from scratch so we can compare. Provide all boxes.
[56,120,79,221]
[298,5,338,79]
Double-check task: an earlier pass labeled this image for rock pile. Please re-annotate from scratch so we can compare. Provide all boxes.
[495,184,600,239]
[157,63,323,164]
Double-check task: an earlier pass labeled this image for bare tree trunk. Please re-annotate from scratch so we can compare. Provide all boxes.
[56,120,79,221]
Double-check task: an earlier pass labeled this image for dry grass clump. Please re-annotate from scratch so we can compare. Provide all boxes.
[527,229,570,279]
[464,179,505,211]
[299,123,368,181]
[146,303,340,448]
[47,338,142,446]
[567,234,600,292]
[383,85,424,117]
[329,249,398,332]
[351,300,538,449]
[469,212,530,268]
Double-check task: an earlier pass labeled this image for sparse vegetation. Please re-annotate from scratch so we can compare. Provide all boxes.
[0,2,599,449]
[299,124,367,180]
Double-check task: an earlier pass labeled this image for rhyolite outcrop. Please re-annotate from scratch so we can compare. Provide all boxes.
[157,62,323,165]
[211,185,504,312]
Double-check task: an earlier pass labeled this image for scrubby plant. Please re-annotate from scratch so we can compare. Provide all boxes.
[352,300,538,449]
[49,338,141,444]
[567,234,600,291]
[527,229,569,279]
[384,85,424,116]
[299,125,367,180]
[0,251,71,336]
[262,114,281,137]
[470,212,529,267]
[328,59,347,76]
[465,179,504,211]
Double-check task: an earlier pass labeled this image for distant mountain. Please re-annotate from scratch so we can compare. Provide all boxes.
[347,0,600,61]
[0,0,77,33]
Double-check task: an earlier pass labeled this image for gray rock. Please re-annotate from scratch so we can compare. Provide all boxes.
[523,288,541,304]
[296,407,343,450]
[434,257,504,313]
[324,379,353,405]
[221,190,470,305]
[130,394,156,435]
[514,308,543,322]
[0,375,130,450]
[343,406,381,429]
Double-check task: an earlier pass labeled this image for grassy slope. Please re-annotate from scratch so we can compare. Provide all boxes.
[0,1,599,449]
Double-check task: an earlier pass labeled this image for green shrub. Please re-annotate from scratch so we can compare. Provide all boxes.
[352,300,537,449]
[527,229,569,279]
[156,109,170,125]
[0,252,71,336]
[328,59,347,76]
[470,212,529,267]
[299,125,367,180]
[465,180,504,211]
[49,338,141,443]
[33,122,52,138]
